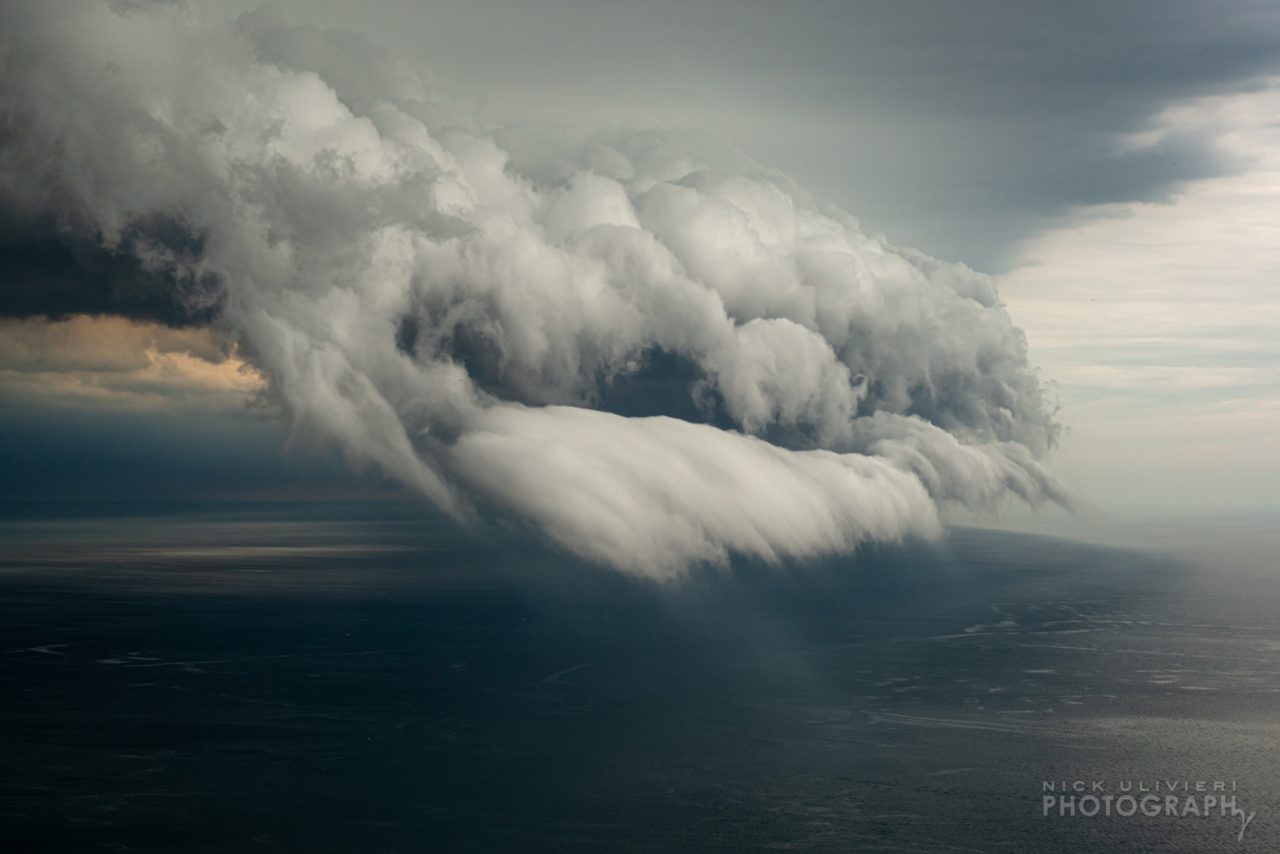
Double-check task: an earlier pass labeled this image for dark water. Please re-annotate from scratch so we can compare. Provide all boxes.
[1,504,1277,852]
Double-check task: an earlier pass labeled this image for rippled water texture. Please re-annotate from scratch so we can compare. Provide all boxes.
[1,504,1277,852]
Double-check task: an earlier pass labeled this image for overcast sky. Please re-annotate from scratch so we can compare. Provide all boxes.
[3,0,1278,530]
[221,0,1280,268]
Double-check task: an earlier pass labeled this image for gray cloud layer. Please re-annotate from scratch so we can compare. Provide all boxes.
[0,1,1067,577]
[235,0,1280,269]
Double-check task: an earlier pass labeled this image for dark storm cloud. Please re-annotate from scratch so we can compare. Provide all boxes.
[0,213,222,325]
[813,0,1280,263]
[289,0,1280,268]
[0,1,1070,576]
[730,0,1280,266]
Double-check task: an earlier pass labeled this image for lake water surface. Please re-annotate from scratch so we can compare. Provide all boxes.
[1,504,1276,852]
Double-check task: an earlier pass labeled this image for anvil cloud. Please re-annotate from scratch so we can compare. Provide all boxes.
[0,1,1067,577]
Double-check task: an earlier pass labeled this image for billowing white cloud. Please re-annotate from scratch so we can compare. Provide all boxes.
[453,405,941,576]
[0,1,1066,577]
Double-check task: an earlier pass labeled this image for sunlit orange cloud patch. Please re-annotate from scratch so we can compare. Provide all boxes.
[0,315,265,410]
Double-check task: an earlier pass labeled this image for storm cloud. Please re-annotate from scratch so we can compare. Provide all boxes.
[233,0,1280,270]
[0,1,1067,577]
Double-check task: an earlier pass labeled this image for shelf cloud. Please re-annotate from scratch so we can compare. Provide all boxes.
[0,1,1067,577]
